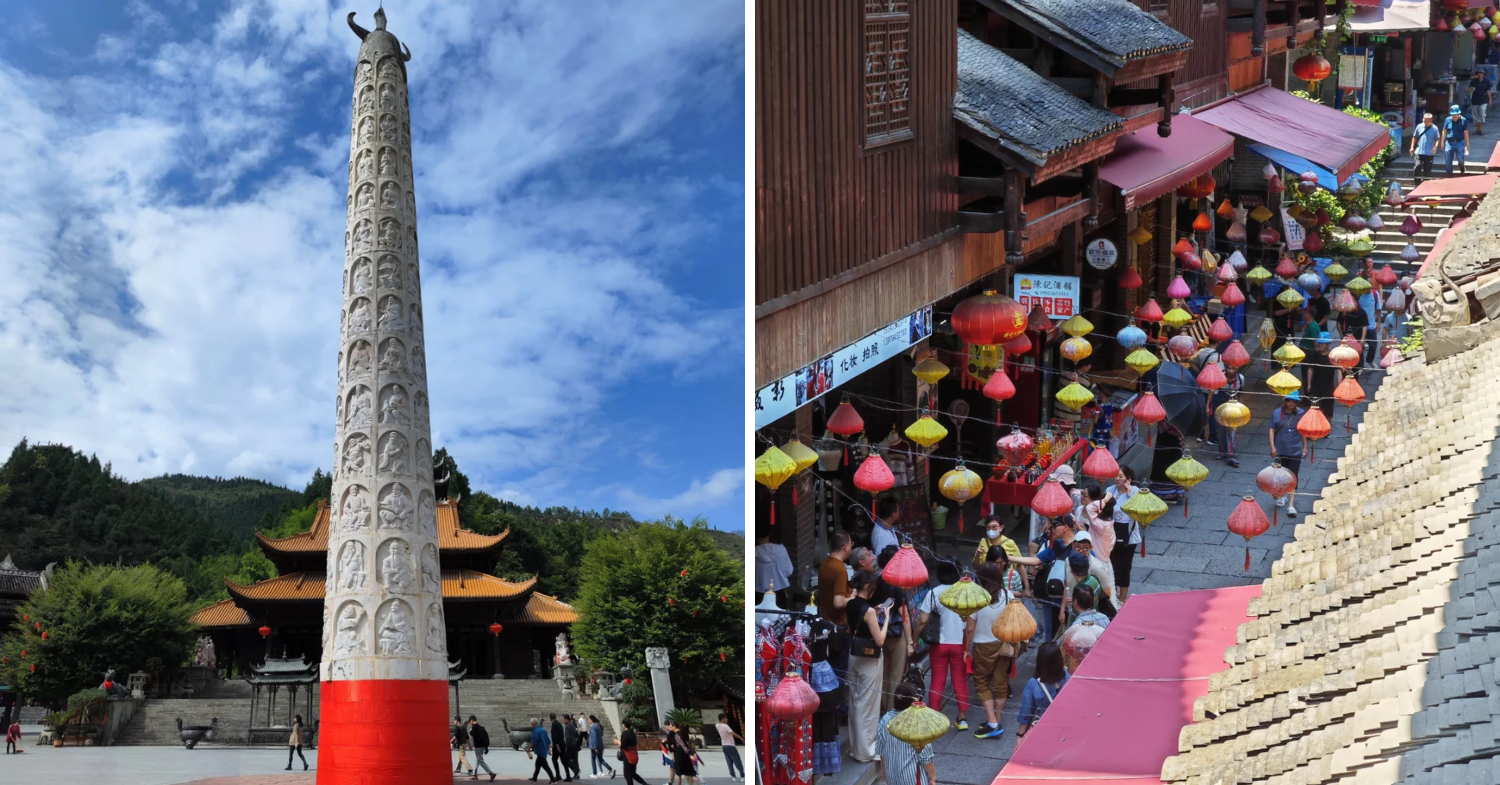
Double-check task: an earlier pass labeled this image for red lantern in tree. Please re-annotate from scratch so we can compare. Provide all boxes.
[489,623,503,637]
[854,454,895,494]
[39,632,47,640]
[1208,317,1233,343]
[1031,476,1075,519]
[258,626,271,639]
[1132,392,1167,446]
[29,664,35,673]
[982,367,1015,402]
[882,543,929,589]
[103,680,114,690]
[1297,406,1332,462]
[1136,297,1164,322]
[1220,283,1246,307]
[767,672,820,721]
[1227,495,1271,570]
[1292,53,1332,83]
[1118,266,1143,289]
[1256,459,1298,527]
[1081,444,1119,480]
[951,290,1028,346]
[34,622,40,631]
[623,678,632,685]
[826,396,865,465]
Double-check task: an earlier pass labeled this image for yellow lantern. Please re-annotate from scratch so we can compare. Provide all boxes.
[1055,381,1095,412]
[780,437,819,474]
[1272,342,1306,368]
[904,415,948,449]
[1201,249,1217,273]
[1060,314,1094,338]
[1348,236,1374,257]
[1162,307,1194,329]
[1246,265,1272,287]
[1249,205,1274,223]
[1257,319,1277,352]
[1276,287,1305,309]
[1286,204,1305,219]
[1214,398,1251,429]
[1125,349,1160,374]
[754,446,797,491]
[887,701,951,752]
[1061,336,1093,362]
[1121,489,1169,527]
[939,461,984,533]
[912,353,950,384]
[1324,262,1348,282]
[1346,276,1372,296]
[1166,452,1209,516]
[1128,226,1153,246]
[937,576,991,619]
[1266,369,1302,396]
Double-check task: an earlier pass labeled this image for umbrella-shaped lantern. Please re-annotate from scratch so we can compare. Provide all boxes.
[1220,282,1246,307]
[1227,495,1271,570]
[1082,444,1120,480]
[882,542,929,589]
[1132,391,1168,446]
[912,353,949,385]
[982,365,1016,402]
[1061,337,1093,363]
[1125,348,1160,375]
[1165,452,1209,516]
[1334,375,1366,432]
[1121,490,1169,556]
[904,414,948,450]
[1119,265,1144,289]
[767,672,821,721]
[1163,306,1194,329]
[826,396,864,465]
[1032,475,1076,520]
[1061,620,1106,673]
[1056,380,1095,412]
[1136,296,1164,323]
[938,576,991,619]
[1117,322,1148,351]
[1296,401,1331,463]
[887,701,950,761]
[939,461,983,532]
[755,446,798,525]
[992,600,1037,644]
[1256,458,1298,526]
[854,453,895,494]
[1324,262,1348,282]
[1303,231,1325,254]
[1167,334,1198,362]
[1208,317,1234,343]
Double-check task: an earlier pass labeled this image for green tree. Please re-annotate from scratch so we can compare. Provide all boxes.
[571,518,742,705]
[0,562,198,702]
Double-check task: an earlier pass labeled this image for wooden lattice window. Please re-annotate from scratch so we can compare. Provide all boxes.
[1147,0,1170,17]
[864,1,912,147]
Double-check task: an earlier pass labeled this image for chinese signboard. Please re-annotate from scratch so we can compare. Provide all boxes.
[1014,274,1080,320]
[1281,208,1305,252]
[753,305,933,429]
[1084,238,1118,270]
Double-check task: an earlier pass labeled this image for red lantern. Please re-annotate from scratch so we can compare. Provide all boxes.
[1314,209,1331,227]
[1256,459,1298,527]
[1302,232,1324,253]
[1208,317,1233,343]
[1220,283,1246,307]
[1334,375,1365,432]
[1375,264,1398,287]
[767,672,820,721]
[22,614,28,622]
[997,428,1034,466]
[681,569,689,577]
[1258,226,1280,246]
[1031,476,1075,519]
[1002,332,1032,356]
[853,454,895,494]
[1181,252,1203,271]
[1172,238,1195,259]
[1192,212,1212,232]
[826,396,864,465]
[951,290,1028,346]
[1221,340,1251,370]
[29,664,35,673]
[1193,174,1216,197]
[20,649,26,657]
[39,632,47,640]
[1027,303,1051,333]
[1216,199,1236,220]
[1267,175,1284,194]
[489,623,503,637]
[258,626,271,639]
[1297,406,1332,462]
[1227,496,1271,570]
[1275,256,1298,279]
[881,543,929,589]
[1292,53,1332,83]
[982,367,1015,402]
[1133,392,1167,446]
[1197,362,1227,392]
[1340,214,1366,232]
[34,622,40,631]
[1136,297,1164,323]
[623,678,631,685]
[1167,334,1198,362]
[1118,266,1143,289]
[1081,444,1120,480]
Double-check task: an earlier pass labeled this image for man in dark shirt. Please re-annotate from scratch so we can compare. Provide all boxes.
[1338,299,1371,374]
[550,715,568,782]
[816,531,853,626]
[1473,70,1492,135]
[469,716,496,782]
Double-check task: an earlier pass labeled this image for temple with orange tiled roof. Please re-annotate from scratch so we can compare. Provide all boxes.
[191,494,577,678]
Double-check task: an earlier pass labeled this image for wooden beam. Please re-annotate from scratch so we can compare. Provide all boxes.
[1287,0,1300,50]
[956,122,1040,178]
[1252,0,1266,56]
[959,209,1007,234]
[1108,87,1162,106]
[1121,107,1165,135]
[955,176,1009,197]
[1005,170,1026,264]
[1092,73,1109,110]
[1032,135,1120,184]
[1082,163,1100,231]
[1025,197,1093,240]
[973,0,1120,77]
[1157,73,1176,138]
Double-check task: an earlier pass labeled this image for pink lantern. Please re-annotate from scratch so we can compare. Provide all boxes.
[1221,340,1251,370]
[1031,476,1076,519]
[996,428,1034,466]
[1340,214,1366,232]
[1197,361,1227,391]
[1060,620,1105,672]
[853,454,895,494]
[1381,347,1403,368]
[1220,283,1246,307]
[1399,214,1422,236]
[767,673,821,721]
[1375,264,1398,287]
[1167,334,1198,361]
[1181,252,1203,271]
[1217,262,1239,283]
[1255,459,1298,526]
[983,367,1016,402]
[1258,226,1280,246]
[1166,276,1192,300]
[1081,445,1119,480]
[1208,317,1234,343]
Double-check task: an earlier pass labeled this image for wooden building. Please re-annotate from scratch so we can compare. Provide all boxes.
[191,500,576,678]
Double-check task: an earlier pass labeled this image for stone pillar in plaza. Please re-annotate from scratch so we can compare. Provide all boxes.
[320,8,448,784]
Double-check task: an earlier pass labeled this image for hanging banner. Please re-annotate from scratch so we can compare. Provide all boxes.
[1014,274,1081,319]
[1281,207,1306,251]
[753,305,933,429]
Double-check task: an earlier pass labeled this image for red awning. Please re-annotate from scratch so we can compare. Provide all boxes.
[1098,115,1237,211]
[1194,86,1391,185]
[1405,173,1498,201]
[1417,214,1470,279]
[993,585,1261,785]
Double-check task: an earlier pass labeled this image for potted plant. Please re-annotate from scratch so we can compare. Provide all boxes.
[665,708,704,748]
[44,711,71,747]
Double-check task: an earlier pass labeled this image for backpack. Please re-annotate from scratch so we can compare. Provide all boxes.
[917,586,942,644]
[1044,559,1068,599]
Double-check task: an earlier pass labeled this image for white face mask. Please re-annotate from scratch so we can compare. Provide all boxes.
[987,529,1001,540]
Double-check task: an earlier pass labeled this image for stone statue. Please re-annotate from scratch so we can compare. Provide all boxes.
[413,391,428,426]
[381,540,414,591]
[357,150,373,180]
[411,346,426,378]
[381,181,400,210]
[555,633,573,665]
[378,601,413,655]
[421,544,440,593]
[419,494,437,534]
[378,255,401,289]
[379,484,414,530]
[409,304,422,336]
[379,148,395,175]
[378,296,405,332]
[358,87,373,114]
[356,183,374,209]
[349,340,372,377]
[342,434,371,475]
[358,117,373,144]
[425,603,444,652]
[335,604,367,655]
[1412,272,1471,329]
[380,114,398,142]
[341,491,371,531]
[378,432,408,474]
[338,541,367,590]
[417,440,432,475]
[347,387,372,427]
[378,339,406,375]
[356,61,373,85]
[380,386,410,426]
[349,298,373,333]
[379,58,399,80]
[645,647,669,670]
[379,82,396,110]
[193,636,217,668]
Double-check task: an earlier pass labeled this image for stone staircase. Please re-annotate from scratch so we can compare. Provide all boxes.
[110,677,612,747]
[1368,156,1485,261]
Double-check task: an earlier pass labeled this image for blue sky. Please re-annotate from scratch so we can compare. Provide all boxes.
[0,1,746,530]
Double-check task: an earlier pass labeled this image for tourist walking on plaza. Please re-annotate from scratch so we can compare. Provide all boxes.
[1016,643,1070,741]
[1474,69,1493,135]
[617,721,651,785]
[967,566,1016,739]
[973,514,1024,568]
[562,713,583,781]
[1105,469,1142,603]
[847,569,893,761]
[587,715,616,778]
[715,713,744,781]
[285,714,309,771]
[668,720,702,785]
[1080,485,1115,562]
[454,716,476,776]
[1269,395,1307,519]
[816,531,853,684]
[1411,113,1440,182]
[1442,104,1471,175]
[528,718,560,783]
[918,560,971,731]
[876,684,937,785]
[469,716,497,781]
[550,714,569,781]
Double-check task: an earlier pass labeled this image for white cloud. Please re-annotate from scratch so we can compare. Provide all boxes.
[0,0,745,526]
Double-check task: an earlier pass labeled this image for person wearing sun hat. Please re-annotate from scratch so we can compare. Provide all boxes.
[1269,393,1307,520]
[1027,463,1083,548]
[1441,103,1471,176]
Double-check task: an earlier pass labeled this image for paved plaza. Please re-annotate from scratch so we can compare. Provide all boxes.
[0,743,741,785]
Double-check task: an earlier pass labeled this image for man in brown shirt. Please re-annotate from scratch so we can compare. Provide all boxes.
[816,531,853,626]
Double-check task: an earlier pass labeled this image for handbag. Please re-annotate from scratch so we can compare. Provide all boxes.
[850,636,880,658]
[616,750,625,762]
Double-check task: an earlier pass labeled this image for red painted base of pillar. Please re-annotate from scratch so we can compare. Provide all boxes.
[317,679,450,785]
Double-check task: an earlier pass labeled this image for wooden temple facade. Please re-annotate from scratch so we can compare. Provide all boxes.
[191,500,577,678]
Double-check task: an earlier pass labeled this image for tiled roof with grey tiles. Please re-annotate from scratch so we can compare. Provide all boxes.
[994,0,1191,68]
[954,29,1122,167]
[1160,335,1500,784]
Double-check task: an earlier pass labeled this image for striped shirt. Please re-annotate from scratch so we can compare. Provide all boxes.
[876,710,935,785]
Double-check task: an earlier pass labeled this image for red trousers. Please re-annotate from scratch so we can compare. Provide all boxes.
[927,643,970,714]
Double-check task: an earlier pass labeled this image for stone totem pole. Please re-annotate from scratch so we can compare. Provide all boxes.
[320,9,448,784]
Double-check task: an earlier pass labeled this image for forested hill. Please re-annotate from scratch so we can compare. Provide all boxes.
[0,441,742,606]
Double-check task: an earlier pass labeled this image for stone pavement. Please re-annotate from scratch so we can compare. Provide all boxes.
[0,744,739,785]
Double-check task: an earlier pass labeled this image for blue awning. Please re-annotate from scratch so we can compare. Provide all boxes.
[1248,143,1369,191]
